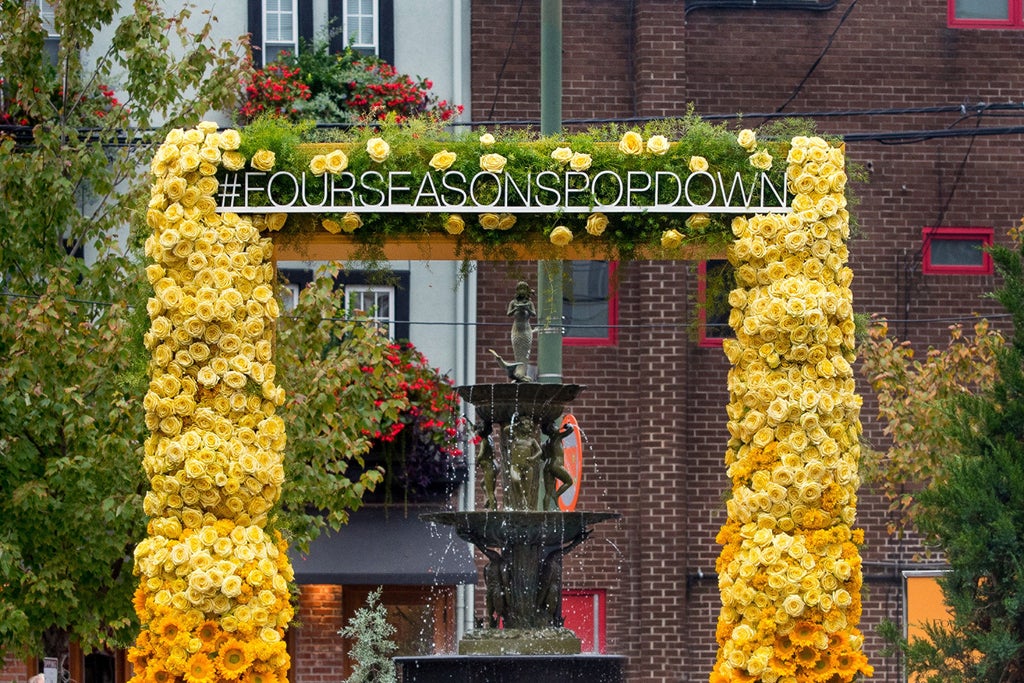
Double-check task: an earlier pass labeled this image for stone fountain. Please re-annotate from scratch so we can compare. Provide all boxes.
[397,282,624,682]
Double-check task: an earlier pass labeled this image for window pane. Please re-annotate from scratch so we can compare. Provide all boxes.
[563,261,609,339]
[955,0,1009,19]
[346,285,395,338]
[930,238,985,266]
[35,0,57,36]
[265,0,295,42]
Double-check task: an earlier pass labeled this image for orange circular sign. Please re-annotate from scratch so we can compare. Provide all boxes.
[558,414,583,511]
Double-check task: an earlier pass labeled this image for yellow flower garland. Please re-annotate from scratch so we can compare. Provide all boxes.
[130,121,294,683]
[711,136,871,683]
[132,123,870,683]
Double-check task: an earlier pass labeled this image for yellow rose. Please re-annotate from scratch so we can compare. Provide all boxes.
[325,149,348,173]
[222,151,245,171]
[479,153,507,173]
[444,214,465,235]
[479,132,495,146]
[340,212,363,233]
[497,213,516,230]
[569,152,592,171]
[549,225,573,246]
[585,212,609,236]
[646,135,670,155]
[429,150,457,171]
[660,229,684,249]
[309,155,328,175]
[618,131,643,155]
[265,213,287,232]
[219,129,241,150]
[479,213,501,230]
[366,137,390,162]
[250,149,275,172]
[749,150,773,170]
[551,146,573,165]
[322,218,341,234]
[686,213,710,231]
[688,156,709,173]
[737,128,757,152]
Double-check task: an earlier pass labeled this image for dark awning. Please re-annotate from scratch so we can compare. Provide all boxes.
[289,506,478,585]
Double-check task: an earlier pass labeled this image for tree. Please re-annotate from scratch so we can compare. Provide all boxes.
[0,1,466,667]
[859,317,1003,535]
[0,0,246,665]
[881,240,1024,682]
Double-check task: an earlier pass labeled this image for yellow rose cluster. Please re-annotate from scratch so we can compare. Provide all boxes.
[131,122,293,683]
[710,136,872,683]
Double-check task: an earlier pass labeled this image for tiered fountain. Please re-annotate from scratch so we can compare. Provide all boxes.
[397,283,624,682]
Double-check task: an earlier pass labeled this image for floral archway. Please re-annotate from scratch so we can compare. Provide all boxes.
[130,118,870,683]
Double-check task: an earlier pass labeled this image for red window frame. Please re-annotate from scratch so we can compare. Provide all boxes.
[563,261,619,347]
[921,226,993,275]
[948,0,1024,28]
[698,259,734,348]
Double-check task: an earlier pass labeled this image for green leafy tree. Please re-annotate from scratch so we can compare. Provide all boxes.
[859,318,1003,535]
[880,240,1024,682]
[0,1,462,667]
[0,0,245,665]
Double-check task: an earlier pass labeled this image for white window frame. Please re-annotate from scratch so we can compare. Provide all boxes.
[36,0,58,37]
[263,0,298,64]
[344,0,379,54]
[345,284,395,338]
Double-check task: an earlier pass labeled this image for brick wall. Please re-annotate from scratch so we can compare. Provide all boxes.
[290,585,346,683]
[471,1,1024,680]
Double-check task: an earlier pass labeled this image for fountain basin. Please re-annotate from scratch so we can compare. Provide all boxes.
[457,383,585,427]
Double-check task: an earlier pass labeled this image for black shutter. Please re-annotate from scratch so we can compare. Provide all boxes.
[298,0,314,48]
[247,0,263,64]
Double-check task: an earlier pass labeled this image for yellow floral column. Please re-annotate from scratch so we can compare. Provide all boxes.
[711,136,873,682]
[129,123,294,683]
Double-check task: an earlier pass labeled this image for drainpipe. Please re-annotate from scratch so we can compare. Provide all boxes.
[537,0,563,384]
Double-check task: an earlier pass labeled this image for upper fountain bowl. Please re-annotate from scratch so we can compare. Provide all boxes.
[457,383,585,426]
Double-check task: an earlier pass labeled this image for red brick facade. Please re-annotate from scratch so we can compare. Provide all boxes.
[471,1,1022,681]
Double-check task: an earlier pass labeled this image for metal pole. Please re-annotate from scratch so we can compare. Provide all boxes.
[537,0,563,384]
